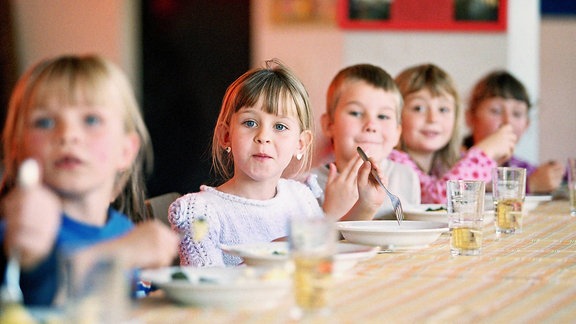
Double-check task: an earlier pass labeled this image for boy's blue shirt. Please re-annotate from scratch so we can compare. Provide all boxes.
[0,207,134,306]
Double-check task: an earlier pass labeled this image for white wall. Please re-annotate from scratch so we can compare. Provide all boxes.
[540,18,576,162]
[253,0,542,165]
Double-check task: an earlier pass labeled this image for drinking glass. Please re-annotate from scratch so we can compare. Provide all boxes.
[289,217,336,319]
[568,158,576,216]
[447,180,485,256]
[492,167,527,234]
[62,253,130,323]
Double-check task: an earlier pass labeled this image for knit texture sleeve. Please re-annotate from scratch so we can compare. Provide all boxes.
[168,193,224,267]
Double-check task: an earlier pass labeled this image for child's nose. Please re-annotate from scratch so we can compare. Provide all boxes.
[427,109,438,122]
[363,119,377,133]
[254,128,271,143]
[364,116,377,133]
[56,122,80,145]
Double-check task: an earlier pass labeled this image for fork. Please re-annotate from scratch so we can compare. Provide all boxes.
[357,147,404,225]
[0,249,23,305]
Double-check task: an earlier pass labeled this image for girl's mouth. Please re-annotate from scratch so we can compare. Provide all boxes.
[55,156,82,169]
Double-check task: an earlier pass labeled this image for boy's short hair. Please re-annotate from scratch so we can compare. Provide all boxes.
[326,64,403,124]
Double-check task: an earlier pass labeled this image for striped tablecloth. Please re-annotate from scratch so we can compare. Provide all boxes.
[133,199,576,323]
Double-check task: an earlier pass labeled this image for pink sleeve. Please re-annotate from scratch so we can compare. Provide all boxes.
[390,148,496,204]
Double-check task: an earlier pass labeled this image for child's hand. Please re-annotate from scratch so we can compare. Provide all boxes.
[340,159,387,221]
[528,161,565,193]
[475,124,517,164]
[322,157,363,220]
[105,221,179,269]
[2,159,61,269]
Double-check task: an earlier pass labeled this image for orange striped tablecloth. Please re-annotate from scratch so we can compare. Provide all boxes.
[132,199,576,323]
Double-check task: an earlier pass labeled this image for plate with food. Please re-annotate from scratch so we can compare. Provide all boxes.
[221,241,380,274]
[140,266,290,309]
[403,204,448,222]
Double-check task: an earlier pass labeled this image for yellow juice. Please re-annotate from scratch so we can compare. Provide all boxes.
[451,227,482,251]
[495,198,523,232]
[293,255,333,311]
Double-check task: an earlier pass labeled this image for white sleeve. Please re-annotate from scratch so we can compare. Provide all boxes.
[168,194,224,267]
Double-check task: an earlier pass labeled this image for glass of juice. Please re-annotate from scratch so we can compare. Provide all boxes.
[289,216,336,319]
[447,180,485,256]
[492,167,527,234]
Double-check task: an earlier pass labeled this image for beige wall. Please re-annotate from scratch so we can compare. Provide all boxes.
[540,18,576,162]
[10,0,140,92]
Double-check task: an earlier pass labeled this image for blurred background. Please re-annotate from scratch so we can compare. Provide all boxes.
[1,0,574,198]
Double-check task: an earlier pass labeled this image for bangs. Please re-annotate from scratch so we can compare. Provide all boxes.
[409,73,452,98]
[234,70,306,127]
[29,58,117,109]
[260,87,299,117]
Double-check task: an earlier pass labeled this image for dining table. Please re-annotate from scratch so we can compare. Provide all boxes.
[131,198,576,323]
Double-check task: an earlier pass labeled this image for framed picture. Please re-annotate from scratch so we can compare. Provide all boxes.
[338,0,507,32]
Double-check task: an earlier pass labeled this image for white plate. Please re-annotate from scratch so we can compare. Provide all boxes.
[403,204,448,222]
[523,195,552,211]
[140,267,290,309]
[221,241,379,274]
[336,220,448,251]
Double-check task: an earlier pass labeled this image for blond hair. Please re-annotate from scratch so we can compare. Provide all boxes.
[395,63,462,176]
[212,59,314,181]
[1,54,153,221]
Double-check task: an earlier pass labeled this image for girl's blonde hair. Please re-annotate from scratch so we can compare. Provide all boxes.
[212,59,314,181]
[395,63,462,176]
[1,54,153,222]
[326,63,403,125]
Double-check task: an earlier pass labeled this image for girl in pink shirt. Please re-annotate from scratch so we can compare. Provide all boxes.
[389,64,516,203]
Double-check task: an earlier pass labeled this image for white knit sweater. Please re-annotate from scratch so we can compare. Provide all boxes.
[169,178,323,267]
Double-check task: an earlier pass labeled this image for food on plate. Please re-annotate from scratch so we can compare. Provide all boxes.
[192,218,209,241]
[425,206,447,212]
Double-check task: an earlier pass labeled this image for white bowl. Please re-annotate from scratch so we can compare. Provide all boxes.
[140,266,290,309]
[403,204,448,223]
[336,220,448,250]
[221,241,379,274]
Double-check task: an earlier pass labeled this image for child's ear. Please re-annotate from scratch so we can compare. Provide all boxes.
[320,113,333,138]
[392,124,402,147]
[465,109,473,129]
[297,130,313,157]
[118,133,140,170]
[215,123,231,150]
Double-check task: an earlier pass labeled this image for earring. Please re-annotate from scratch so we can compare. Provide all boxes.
[296,153,303,161]
[225,147,231,153]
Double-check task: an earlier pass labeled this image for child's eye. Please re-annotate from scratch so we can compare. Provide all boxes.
[33,117,55,129]
[348,111,362,118]
[85,115,102,126]
[439,106,451,114]
[512,110,526,119]
[489,106,502,115]
[411,105,425,113]
[274,123,288,131]
[377,114,391,120]
[243,120,257,128]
